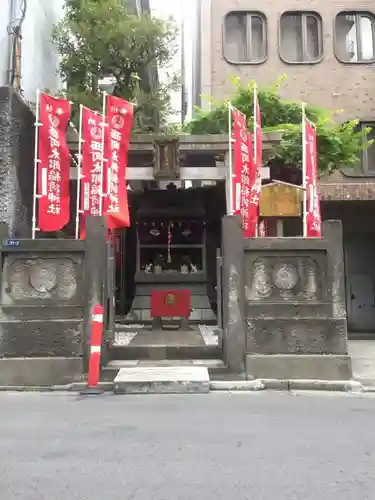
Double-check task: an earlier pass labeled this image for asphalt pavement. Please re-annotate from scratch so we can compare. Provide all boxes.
[1,391,375,500]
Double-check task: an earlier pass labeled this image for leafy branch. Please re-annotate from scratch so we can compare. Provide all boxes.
[183,76,371,173]
[52,0,179,132]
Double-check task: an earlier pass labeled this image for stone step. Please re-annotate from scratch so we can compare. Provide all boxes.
[100,358,226,382]
[108,344,221,361]
[113,325,220,348]
[113,366,210,394]
[108,359,225,369]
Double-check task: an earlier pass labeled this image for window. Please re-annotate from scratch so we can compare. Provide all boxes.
[279,12,323,63]
[223,11,267,63]
[361,123,375,172]
[335,12,375,63]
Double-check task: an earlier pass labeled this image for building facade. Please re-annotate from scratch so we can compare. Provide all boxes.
[0,0,64,101]
[185,0,375,336]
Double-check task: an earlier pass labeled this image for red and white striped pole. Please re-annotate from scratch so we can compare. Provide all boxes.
[81,304,104,395]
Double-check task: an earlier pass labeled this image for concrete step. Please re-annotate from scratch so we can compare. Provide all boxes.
[101,358,226,382]
[113,366,210,394]
[108,344,221,361]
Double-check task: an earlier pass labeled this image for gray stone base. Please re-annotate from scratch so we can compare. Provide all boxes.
[0,357,84,386]
[246,354,352,381]
[113,366,210,394]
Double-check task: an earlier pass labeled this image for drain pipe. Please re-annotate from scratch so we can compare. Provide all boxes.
[6,0,16,85]
[7,0,27,90]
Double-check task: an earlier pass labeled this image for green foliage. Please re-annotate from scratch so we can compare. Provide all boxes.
[183,76,370,173]
[53,0,179,131]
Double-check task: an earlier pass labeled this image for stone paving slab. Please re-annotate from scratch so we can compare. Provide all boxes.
[114,327,205,347]
[113,366,210,395]
[349,340,375,386]
[108,359,224,369]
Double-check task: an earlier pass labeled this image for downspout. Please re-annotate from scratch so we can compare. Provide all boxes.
[6,0,16,85]
[180,0,186,124]
[194,0,202,110]
[7,0,27,91]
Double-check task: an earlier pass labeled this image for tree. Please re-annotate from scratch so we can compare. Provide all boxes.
[53,0,179,131]
[183,76,371,174]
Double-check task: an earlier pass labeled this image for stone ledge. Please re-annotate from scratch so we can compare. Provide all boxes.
[0,357,84,386]
[113,366,210,394]
[246,354,352,381]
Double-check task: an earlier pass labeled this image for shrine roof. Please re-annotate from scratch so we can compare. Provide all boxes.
[67,132,282,154]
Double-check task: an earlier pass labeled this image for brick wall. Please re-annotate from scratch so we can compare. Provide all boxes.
[208,0,375,121]
[204,0,375,200]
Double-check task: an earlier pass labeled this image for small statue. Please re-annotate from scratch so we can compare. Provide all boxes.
[191,263,199,273]
[144,263,153,274]
[154,254,164,274]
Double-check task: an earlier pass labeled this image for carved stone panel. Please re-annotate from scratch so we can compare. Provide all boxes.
[2,255,83,305]
[246,255,324,302]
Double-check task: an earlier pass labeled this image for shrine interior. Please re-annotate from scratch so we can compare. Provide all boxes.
[115,181,227,327]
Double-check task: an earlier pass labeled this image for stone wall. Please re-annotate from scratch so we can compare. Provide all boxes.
[0,217,109,386]
[0,87,34,237]
[221,217,352,380]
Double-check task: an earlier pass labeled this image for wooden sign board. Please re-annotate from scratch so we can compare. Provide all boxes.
[259,183,301,217]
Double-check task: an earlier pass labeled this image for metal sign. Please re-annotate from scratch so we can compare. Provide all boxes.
[260,183,302,217]
[2,239,20,248]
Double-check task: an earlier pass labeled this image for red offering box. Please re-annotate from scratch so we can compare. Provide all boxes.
[151,290,191,318]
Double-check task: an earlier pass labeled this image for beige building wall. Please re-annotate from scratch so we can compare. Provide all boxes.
[198,0,375,122]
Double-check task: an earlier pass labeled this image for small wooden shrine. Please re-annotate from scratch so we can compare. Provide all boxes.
[69,132,282,327]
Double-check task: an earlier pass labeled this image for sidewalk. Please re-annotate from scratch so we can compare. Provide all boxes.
[349,340,375,389]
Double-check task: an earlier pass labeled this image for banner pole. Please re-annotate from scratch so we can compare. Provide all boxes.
[302,102,307,237]
[32,89,41,239]
[253,83,257,174]
[253,83,259,237]
[99,91,107,216]
[227,102,234,215]
[75,104,84,239]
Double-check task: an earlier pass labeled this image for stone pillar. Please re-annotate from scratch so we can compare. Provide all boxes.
[0,87,34,236]
[221,215,246,375]
[0,222,9,239]
[83,216,108,370]
[323,219,348,352]
[0,223,9,289]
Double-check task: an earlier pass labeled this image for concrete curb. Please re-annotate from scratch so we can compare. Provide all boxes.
[210,380,265,391]
[0,382,113,393]
[212,379,364,393]
[362,386,375,393]
[0,379,368,393]
[353,378,375,391]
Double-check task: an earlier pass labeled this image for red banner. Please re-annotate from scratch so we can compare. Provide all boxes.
[232,109,246,215]
[247,91,262,235]
[37,93,71,232]
[232,109,256,236]
[80,107,106,237]
[103,95,133,229]
[305,119,322,237]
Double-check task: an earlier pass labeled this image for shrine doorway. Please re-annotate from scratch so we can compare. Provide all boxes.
[110,182,226,353]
